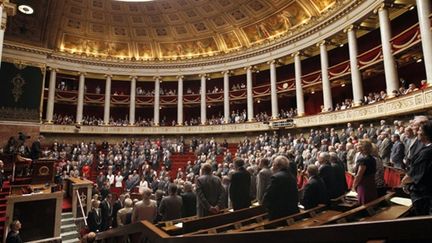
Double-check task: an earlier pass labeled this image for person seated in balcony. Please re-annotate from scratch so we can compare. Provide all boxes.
[420,80,428,90]
[379,91,387,100]
[405,83,419,94]
[95,85,101,94]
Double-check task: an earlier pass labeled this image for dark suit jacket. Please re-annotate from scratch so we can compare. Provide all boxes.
[196,174,224,217]
[30,141,41,160]
[181,191,197,217]
[112,199,123,228]
[390,140,405,168]
[331,162,348,197]
[302,175,329,209]
[87,209,101,233]
[100,200,112,231]
[6,231,23,243]
[319,163,338,199]
[229,167,251,210]
[263,168,299,220]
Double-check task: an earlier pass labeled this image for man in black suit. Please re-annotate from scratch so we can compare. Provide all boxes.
[111,194,125,228]
[318,152,338,200]
[30,136,43,160]
[302,165,329,209]
[181,181,197,217]
[87,200,102,233]
[100,193,113,231]
[229,159,251,210]
[263,155,299,220]
[6,220,22,243]
[390,134,405,169]
[196,163,225,217]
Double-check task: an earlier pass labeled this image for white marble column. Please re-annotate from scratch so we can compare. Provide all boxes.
[223,71,230,123]
[76,72,85,124]
[46,68,57,123]
[246,66,254,121]
[294,52,305,116]
[129,76,137,125]
[346,25,364,106]
[103,74,112,125]
[269,60,279,119]
[319,41,333,111]
[200,74,207,125]
[377,4,399,96]
[177,75,184,125]
[417,0,432,84]
[154,76,161,125]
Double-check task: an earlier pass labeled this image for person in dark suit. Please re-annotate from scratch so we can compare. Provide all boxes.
[30,136,43,160]
[302,165,329,209]
[402,121,432,216]
[390,134,405,169]
[181,181,197,217]
[329,152,348,198]
[111,194,125,228]
[6,220,22,243]
[100,193,113,231]
[196,163,225,217]
[229,159,251,210]
[263,155,299,220]
[87,200,102,233]
[318,152,338,199]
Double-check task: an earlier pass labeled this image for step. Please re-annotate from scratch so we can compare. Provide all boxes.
[61,217,75,225]
[61,230,80,241]
[62,239,80,243]
[61,224,77,233]
[62,212,73,219]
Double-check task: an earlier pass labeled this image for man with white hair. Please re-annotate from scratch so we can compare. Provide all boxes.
[262,155,299,220]
[116,198,133,226]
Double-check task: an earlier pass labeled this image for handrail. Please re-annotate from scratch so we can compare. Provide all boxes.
[76,190,88,226]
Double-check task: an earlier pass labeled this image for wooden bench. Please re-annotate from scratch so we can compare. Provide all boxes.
[184,212,269,235]
[231,204,332,232]
[161,205,266,235]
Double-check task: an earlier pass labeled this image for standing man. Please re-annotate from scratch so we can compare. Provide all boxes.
[263,155,299,220]
[30,135,43,161]
[100,193,113,231]
[196,163,224,217]
[6,220,22,243]
[390,134,405,169]
[256,158,272,204]
[159,184,183,221]
[229,159,251,210]
[302,165,329,209]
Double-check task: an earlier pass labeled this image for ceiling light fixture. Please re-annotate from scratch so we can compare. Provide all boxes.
[18,5,34,15]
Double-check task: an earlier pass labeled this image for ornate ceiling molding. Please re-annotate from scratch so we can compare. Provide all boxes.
[3,0,383,76]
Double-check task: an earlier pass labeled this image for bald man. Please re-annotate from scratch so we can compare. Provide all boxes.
[262,155,299,220]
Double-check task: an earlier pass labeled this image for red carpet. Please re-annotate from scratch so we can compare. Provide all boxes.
[62,197,72,212]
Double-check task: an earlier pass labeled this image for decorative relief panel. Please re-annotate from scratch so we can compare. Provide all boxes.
[5,0,345,60]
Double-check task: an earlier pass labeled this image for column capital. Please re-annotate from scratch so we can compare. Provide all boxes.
[198,73,208,78]
[267,59,276,65]
[291,51,304,57]
[78,72,86,76]
[176,75,184,80]
[153,76,161,81]
[221,70,232,76]
[343,24,359,33]
[373,2,390,14]
[129,75,138,80]
[104,74,113,78]
[48,67,59,72]
[316,40,328,47]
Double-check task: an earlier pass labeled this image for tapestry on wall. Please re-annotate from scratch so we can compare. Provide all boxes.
[0,62,44,121]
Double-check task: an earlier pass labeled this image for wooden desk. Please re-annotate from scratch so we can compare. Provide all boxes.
[3,192,63,243]
[67,177,93,220]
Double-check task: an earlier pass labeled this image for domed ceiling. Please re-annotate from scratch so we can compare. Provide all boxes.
[6,0,337,61]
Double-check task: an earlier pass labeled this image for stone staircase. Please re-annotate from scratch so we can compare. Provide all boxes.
[60,212,80,243]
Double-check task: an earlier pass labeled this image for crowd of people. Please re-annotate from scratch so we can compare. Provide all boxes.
[4,114,432,240]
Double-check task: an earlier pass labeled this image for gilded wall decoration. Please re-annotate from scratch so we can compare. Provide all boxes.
[242,1,310,44]
[221,32,242,50]
[11,74,26,102]
[310,0,336,12]
[159,38,219,58]
[62,34,130,57]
